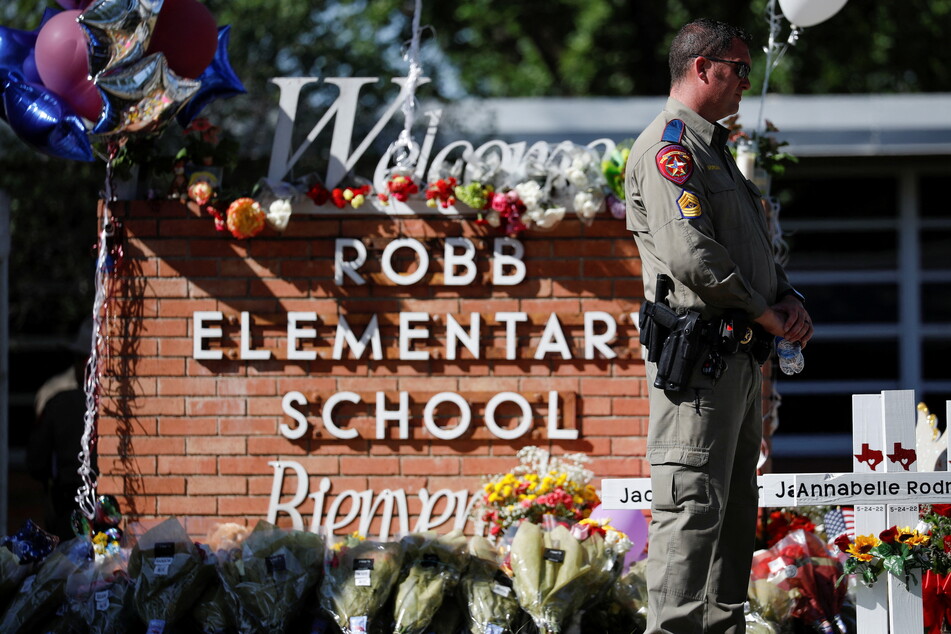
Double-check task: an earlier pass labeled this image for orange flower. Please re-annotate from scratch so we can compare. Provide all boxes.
[226,198,265,239]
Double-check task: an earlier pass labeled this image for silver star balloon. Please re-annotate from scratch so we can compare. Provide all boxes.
[92,52,199,137]
[79,0,164,77]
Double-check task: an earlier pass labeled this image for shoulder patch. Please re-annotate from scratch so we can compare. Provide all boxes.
[655,144,694,185]
[661,119,685,144]
[676,189,702,218]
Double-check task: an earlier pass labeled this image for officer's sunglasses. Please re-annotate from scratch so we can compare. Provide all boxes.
[689,54,751,79]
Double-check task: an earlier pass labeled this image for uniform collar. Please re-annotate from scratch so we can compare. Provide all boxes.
[664,97,730,149]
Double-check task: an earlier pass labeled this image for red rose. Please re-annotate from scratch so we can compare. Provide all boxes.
[943,535,951,553]
[834,534,852,553]
[880,526,898,544]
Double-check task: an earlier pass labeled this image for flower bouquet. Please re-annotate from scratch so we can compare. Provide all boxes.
[217,520,324,633]
[509,516,620,634]
[318,533,403,634]
[474,447,601,542]
[837,524,931,587]
[127,518,216,632]
[579,557,647,634]
[458,536,526,634]
[751,529,847,634]
[191,580,233,634]
[391,530,468,634]
[0,537,89,633]
[65,545,136,634]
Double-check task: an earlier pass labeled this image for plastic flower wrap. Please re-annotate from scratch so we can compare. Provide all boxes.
[600,139,633,201]
[0,519,57,613]
[225,198,266,239]
[473,446,600,541]
[582,558,648,634]
[459,536,526,634]
[0,537,90,633]
[751,529,847,634]
[127,518,216,631]
[217,520,324,633]
[191,580,233,634]
[318,533,403,634]
[392,530,468,633]
[65,549,136,634]
[509,516,619,634]
[760,508,817,548]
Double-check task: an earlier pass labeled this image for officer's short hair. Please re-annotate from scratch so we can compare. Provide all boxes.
[669,18,753,86]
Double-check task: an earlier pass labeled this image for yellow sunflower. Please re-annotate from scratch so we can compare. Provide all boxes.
[846,534,881,561]
[897,526,930,546]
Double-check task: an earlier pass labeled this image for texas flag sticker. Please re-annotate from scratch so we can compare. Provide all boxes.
[655,144,694,185]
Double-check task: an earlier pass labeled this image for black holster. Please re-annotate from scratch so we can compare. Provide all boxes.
[639,300,706,392]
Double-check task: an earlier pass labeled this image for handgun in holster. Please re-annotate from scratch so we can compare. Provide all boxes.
[639,274,706,391]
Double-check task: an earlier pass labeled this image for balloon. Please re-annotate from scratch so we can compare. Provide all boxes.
[778,0,849,27]
[146,0,218,78]
[65,76,104,121]
[588,504,649,568]
[176,25,246,126]
[92,52,199,136]
[78,0,163,77]
[94,493,123,528]
[34,11,92,92]
[0,8,58,85]
[1,71,95,161]
[57,0,95,8]
[70,508,93,536]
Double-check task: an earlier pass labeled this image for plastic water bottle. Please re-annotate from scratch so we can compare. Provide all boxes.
[775,337,804,375]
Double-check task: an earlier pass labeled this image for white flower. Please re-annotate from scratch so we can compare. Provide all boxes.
[265,199,293,231]
[486,209,501,228]
[573,191,601,220]
[515,181,544,210]
[533,206,565,230]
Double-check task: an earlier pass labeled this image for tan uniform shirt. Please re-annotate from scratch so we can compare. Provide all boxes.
[625,97,794,321]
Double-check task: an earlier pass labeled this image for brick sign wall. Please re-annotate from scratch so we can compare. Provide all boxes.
[96,200,649,539]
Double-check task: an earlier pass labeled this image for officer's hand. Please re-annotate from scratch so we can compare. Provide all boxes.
[753,307,787,339]
[776,296,813,348]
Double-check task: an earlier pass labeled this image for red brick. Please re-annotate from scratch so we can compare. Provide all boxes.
[187,437,247,454]
[158,456,217,475]
[159,496,218,515]
[340,456,400,476]
[188,476,248,495]
[401,456,461,476]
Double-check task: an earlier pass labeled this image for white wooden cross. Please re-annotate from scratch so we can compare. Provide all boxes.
[602,390,951,634]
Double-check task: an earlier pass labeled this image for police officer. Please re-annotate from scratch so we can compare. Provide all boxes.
[625,18,813,633]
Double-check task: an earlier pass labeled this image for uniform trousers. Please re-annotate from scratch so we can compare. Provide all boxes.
[644,350,763,634]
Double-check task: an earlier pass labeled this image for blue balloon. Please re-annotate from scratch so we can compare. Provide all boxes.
[1,71,94,161]
[0,9,58,85]
[176,25,246,126]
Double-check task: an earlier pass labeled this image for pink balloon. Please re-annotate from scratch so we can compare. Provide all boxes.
[34,10,89,95]
[588,504,649,568]
[146,0,218,79]
[65,80,103,122]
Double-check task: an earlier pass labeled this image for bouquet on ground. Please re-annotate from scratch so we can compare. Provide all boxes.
[579,557,647,634]
[318,532,403,634]
[473,446,601,542]
[510,515,625,633]
[0,536,89,633]
[459,536,526,634]
[751,529,847,634]
[392,530,468,634]
[217,520,324,633]
[127,518,216,631]
[0,519,58,614]
[65,545,136,634]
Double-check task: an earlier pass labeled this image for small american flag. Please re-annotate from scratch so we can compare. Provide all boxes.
[825,506,855,540]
